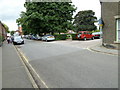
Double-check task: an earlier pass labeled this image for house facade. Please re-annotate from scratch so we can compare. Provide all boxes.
[0,21,7,46]
[100,0,120,49]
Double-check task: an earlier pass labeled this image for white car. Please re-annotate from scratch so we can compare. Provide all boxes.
[92,32,102,39]
[42,35,55,42]
[13,36,24,45]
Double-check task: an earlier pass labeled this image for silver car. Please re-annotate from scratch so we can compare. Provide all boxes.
[42,35,55,42]
[13,36,24,45]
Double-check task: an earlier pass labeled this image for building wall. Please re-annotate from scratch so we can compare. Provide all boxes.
[101,2,119,44]
[0,22,2,36]
[0,21,7,40]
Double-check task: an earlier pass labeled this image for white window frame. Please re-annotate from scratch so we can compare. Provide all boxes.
[116,19,120,42]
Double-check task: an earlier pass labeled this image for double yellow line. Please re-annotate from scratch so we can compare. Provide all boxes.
[13,45,49,89]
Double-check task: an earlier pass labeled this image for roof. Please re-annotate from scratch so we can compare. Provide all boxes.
[100,0,120,2]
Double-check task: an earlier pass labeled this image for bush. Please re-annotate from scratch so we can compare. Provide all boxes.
[71,34,78,40]
[0,35,2,41]
[91,30,100,33]
[0,35,3,45]
[54,34,67,40]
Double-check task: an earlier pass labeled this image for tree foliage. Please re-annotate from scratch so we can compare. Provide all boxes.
[10,31,15,35]
[73,10,97,32]
[16,2,76,35]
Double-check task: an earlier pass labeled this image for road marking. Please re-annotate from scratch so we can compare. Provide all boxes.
[14,45,49,88]
[13,45,39,88]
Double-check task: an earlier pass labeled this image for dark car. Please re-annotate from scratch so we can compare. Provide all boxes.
[35,34,42,40]
[29,35,36,40]
[77,31,95,41]
[92,32,102,39]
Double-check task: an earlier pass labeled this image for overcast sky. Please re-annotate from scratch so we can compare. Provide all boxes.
[0,0,101,31]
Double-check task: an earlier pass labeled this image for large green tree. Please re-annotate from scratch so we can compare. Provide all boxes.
[17,2,76,35]
[73,10,97,32]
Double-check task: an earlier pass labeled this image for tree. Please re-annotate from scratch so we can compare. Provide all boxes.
[16,2,76,35]
[10,31,15,35]
[73,10,97,32]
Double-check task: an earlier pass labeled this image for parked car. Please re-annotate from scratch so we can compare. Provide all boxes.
[42,35,55,42]
[35,34,42,40]
[13,36,24,45]
[24,35,29,39]
[77,31,95,41]
[92,32,102,39]
[25,35,31,39]
[29,35,36,40]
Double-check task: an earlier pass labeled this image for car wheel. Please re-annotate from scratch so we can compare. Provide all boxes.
[84,37,86,41]
[13,42,16,45]
[22,41,24,44]
[98,36,101,39]
[91,37,94,40]
[46,39,48,42]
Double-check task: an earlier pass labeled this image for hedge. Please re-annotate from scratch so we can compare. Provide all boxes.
[91,30,100,33]
[0,35,3,46]
[71,34,78,40]
[54,34,67,40]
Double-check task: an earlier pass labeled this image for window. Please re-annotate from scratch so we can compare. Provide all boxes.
[116,19,120,41]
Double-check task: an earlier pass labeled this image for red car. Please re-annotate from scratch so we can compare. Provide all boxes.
[76,31,95,41]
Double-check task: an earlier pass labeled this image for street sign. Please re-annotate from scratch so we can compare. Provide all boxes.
[98,19,103,26]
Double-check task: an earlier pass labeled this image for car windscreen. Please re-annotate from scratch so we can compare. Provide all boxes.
[14,36,23,41]
[92,32,101,35]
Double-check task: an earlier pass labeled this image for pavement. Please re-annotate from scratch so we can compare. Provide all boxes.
[2,42,33,88]
[89,44,118,56]
[0,46,2,90]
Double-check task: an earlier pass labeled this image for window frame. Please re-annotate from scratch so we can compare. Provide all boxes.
[116,19,120,42]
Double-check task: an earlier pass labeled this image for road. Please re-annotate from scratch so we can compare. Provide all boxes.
[16,39,118,88]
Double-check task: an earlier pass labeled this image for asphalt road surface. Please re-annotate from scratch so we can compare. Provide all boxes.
[17,39,118,88]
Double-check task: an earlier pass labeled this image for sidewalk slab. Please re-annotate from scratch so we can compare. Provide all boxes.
[2,43,33,88]
[0,47,2,90]
[89,44,118,55]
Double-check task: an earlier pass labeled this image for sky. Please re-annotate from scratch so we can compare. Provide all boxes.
[0,0,101,31]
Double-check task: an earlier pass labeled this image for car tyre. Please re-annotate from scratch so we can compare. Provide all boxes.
[84,37,86,41]
[98,36,101,39]
[13,42,16,45]
[46,39,48,42]
[91,37,94,40]
[22,41,24,44]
